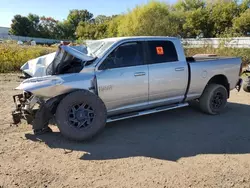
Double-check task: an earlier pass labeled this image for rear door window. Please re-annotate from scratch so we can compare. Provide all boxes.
[147,41,178,64]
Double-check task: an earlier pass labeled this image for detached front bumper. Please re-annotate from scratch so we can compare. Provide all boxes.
[12,92,55,134]
[12,91,60,134]
[12,92,39,125]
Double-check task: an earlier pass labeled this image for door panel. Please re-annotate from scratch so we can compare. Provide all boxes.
[148,61,188,105]
[96,65,149,114]
[96,41,149,115]
[147,40,188,105]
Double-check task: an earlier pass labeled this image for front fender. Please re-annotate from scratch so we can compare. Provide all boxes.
[16,73,95,98]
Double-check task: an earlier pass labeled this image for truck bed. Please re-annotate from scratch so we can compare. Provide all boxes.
[186,55,242,101]
[186,56,237,63]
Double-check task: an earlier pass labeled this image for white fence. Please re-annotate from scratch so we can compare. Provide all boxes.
[182,37,250,48]
[1,33,250,48]
[0,34,71,45]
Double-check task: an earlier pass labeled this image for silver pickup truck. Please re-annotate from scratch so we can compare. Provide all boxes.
[12,36,243,141]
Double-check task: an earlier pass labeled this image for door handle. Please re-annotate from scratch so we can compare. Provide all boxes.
[134,72,146,77]
[175,67,185,71]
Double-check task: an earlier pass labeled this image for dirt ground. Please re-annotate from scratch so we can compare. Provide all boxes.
[0,73,250,188]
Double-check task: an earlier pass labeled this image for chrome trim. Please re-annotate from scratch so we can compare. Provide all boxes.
[175,67,185,71]
[134,72,146,77]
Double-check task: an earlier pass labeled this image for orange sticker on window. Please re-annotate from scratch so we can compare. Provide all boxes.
[156,47,164,55]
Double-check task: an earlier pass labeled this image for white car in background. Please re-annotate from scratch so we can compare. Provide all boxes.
[17,41,23,45]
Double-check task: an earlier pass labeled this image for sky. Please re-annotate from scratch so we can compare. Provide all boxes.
[0,0,177,27]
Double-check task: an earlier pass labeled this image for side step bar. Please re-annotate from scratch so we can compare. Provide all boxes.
[107,103,189,123]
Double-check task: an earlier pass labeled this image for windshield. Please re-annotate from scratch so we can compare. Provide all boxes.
[85,40,115,57]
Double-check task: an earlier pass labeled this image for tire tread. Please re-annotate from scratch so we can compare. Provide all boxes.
[55,90,107,141]
[199,84,228,115]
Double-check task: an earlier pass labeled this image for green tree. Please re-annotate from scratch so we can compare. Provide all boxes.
[27,14,40,37]
[107,15,123,37]
[233,9,250,36]
[67,9,94,30]
[76,14,117,39]
[76,21,96,39]
[183,7,213,37]
[239,0,250,11]
[95,23,109,39]
[76,21,109,39]
[10,15,32,36]
[117,1,179,37]
[56,20,75,39]
[174,0,205,11]
[10,0,250,40]
[38,16,59,38]
[94,15,111,24]
[209,1,240,36]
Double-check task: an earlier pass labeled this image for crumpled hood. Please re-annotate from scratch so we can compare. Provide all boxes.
[20,52,57,77]
[20,45,95,77]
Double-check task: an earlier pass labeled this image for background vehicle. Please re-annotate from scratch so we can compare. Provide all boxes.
[12,37,243,141]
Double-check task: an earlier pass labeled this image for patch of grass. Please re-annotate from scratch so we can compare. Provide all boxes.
[0,43,55,73]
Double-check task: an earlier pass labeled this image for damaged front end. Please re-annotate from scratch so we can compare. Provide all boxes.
[11,91,58,134]
[11,72,96,135]
[12,91,38,125]
[12,43,100,134]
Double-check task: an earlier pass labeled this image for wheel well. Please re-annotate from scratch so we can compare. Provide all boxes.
[47,89,104,115]
[206,75,230,97]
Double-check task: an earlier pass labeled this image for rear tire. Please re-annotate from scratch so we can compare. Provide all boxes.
[199,84,228,115]
[55,90,107,141]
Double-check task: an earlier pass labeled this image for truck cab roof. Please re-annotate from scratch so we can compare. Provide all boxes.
[97,36,179,43]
